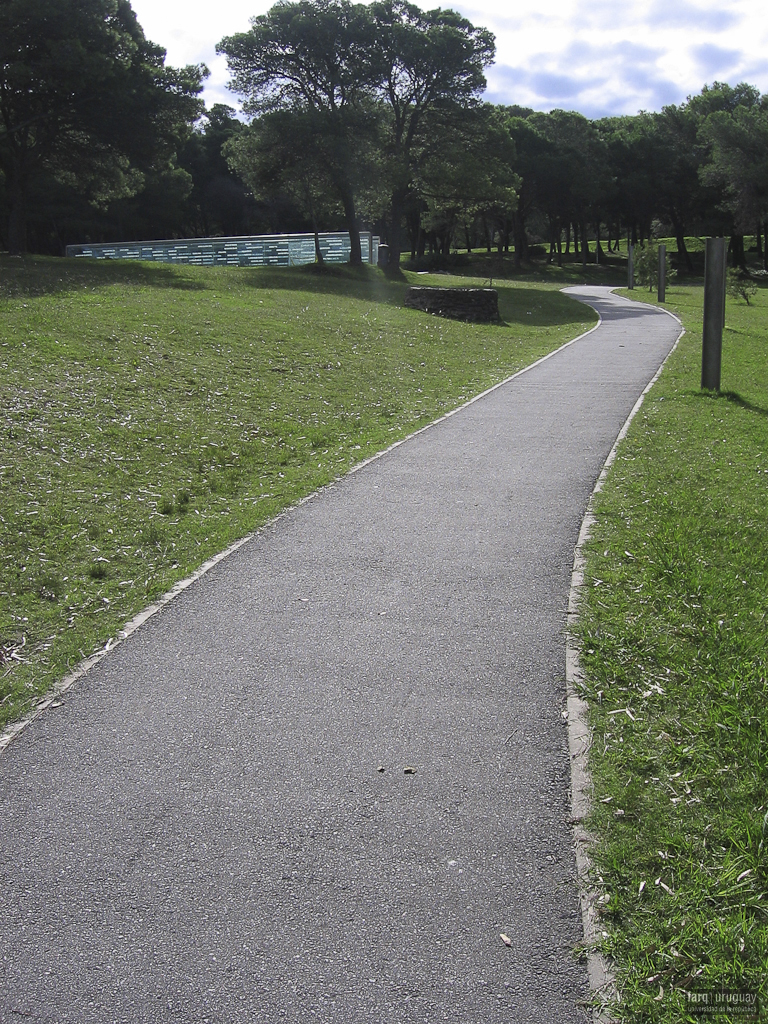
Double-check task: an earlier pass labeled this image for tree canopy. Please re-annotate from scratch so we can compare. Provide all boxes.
[218,0,494,267]
[0,0,206,252]
[5,0,768,271]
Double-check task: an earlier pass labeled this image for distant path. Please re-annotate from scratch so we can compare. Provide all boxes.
[0,288,681,1023]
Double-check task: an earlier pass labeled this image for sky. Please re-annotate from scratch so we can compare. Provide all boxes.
[129,0,768,120]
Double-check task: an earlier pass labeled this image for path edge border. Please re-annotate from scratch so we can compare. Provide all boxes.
[1,312,603,759]
[565,295,685,1023]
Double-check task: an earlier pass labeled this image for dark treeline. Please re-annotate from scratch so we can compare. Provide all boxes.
[2,0,768,270]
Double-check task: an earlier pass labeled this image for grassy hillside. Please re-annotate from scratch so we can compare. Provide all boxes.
[576,282,768,1020]
[0,255,595,729]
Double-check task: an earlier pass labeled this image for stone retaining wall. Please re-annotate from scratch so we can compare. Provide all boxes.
[404,286,500,323]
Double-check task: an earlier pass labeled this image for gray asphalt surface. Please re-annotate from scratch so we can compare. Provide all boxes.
[0,287,682,1024]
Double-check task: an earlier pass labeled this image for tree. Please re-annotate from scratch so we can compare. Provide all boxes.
[699,101,768,267]
[218,0,382,265]
[526,110,609,264]
[0,0,206,253]
[505,113,554,265]
[369,0,494,270]
[225,108,344,261]
[179,104,257,237]
[416,103,518,258]
[651,105,712,272]
[690,82,767,267]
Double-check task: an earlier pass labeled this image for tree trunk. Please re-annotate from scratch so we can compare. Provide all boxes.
[386,188,409,271]
[755,221,763,261]
[338,183,362,266]
[313,230,324,264]
[581,220,588,266]
[512,210,528,266]
[483,216,492,253]
[674,227,693,273]
[8,183,28,255]
[730,233,746,270]
[595,221,605,264]
[304,184,324,266]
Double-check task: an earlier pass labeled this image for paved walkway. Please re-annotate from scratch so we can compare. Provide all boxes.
[0,288,682,1024]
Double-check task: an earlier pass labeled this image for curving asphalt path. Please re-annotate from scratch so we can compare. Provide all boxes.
[0,287,682,1024]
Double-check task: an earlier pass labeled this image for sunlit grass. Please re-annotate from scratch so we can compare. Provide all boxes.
[576,282,768,1021]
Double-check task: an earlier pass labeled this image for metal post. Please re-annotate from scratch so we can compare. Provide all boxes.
[628,244,634,289]
[702,237,726,391]
[658,244,666,302]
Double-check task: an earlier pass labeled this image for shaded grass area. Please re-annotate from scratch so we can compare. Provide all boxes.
[0,255,595,729]
[576,282,768,1020]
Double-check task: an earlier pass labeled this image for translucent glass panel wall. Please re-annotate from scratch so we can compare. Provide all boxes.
[66,232,379,267]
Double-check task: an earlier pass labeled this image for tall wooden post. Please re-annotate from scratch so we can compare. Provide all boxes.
[702,237,726,391]
[627,244,634,290]
[658,244,666,302]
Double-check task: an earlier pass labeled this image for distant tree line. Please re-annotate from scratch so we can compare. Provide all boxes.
[2,0,768,271]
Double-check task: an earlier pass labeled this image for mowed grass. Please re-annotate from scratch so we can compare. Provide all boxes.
[576,282,768,1020]
[0,254,595,730]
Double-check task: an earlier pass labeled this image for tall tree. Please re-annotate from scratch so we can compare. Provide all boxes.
[416,103,518,257]
[369,0,494,270]
[218,0,382,265]
[698,93,768,268]
[652,105,711,271]
[225,108,344,261]
[505,113,554,265]
[0,0,205,253]
[527,110,609,264]
[179,104,257,237]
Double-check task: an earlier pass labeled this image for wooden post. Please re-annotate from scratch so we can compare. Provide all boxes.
[627,243,634,289]
[702,237,726,391]
[722,250,727,328]
[658,244,666,302]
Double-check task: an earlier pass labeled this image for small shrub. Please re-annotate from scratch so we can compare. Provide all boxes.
[633,241,675,291]
[88,561,109,580]
[727,268,758,305]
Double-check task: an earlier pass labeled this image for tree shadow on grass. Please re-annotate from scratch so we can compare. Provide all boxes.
[0,255,599,330]
[0,255,207,297]
[237,263,409,307]
[239,266,594,327]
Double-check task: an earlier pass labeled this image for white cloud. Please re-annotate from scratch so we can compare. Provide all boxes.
[128,0,768,117]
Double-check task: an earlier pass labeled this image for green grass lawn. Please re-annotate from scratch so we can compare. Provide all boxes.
[576,282,768,1020]
[0,254,595,730]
